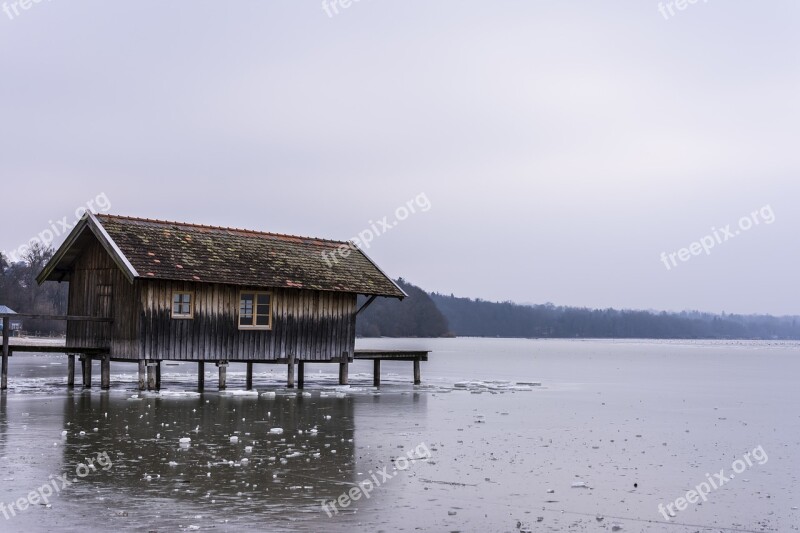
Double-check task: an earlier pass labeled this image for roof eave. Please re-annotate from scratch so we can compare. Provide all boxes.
[349,242,407,300]
[36,212,139,285]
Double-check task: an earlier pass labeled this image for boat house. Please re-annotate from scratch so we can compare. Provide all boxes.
[16,213,426,391]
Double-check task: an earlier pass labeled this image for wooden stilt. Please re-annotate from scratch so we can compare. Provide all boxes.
[373,359,381,387]
[67,354,75,388]
[197,361,205,391]
[413,358,421,385]
[83,357,92,388]
[138,360,146,391]
[246,362,253,390]
[101,356,110,390]
[155,361,161,390]
[287,354,295,389]
[147,363,156,391]
[339,361,349,386]
[1,316,8,391]
[217,361,227,390]
[297,361,305,389]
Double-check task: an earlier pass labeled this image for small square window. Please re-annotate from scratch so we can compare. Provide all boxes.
[239,291,271,329]
[172,292,193,319]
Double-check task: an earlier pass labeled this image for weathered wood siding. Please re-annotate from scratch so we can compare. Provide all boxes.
[66,238,139,356]
[138,282,357,362]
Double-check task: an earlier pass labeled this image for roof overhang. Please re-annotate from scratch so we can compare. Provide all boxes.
[351,243,407,300]
[36,212,139,285]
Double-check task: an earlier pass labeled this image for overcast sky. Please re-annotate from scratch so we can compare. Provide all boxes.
[1,1,798,315]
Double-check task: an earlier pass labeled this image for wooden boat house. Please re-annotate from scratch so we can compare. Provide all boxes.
[9,212,428,391]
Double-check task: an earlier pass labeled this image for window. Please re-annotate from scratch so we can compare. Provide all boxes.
[239,291,271,329]
[172,291,193,319]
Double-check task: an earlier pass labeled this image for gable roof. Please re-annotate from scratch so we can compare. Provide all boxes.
[37,213,406,298]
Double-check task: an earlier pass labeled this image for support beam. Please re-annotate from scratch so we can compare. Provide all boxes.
[413,358,421,385]
[101,357,110,390]
[297,361,305,389]
[146,362,156,391]
[67,354,75,388]
[197,362,204,391]
[339,361,349,386]
[373,359,381,388]
[246,362,253,390]
[83,357,92,388]
[1,316,8,390]
[287,354,295,389]
[217,361,228,390]
[138,360,146,391]
[355,295,377,315]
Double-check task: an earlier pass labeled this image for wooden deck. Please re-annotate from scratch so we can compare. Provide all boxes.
[354,349,429,386]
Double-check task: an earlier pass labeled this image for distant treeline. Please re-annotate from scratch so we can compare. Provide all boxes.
[356,279,450,338]
[3,248,798,340]
[0,244,68,334]
[358,279,800,340]
[430,293,800,340]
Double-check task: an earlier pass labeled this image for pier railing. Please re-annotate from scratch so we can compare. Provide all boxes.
[0,313,113,390]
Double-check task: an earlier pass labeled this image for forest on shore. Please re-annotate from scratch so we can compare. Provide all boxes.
[357,279,800,340]
[2,248,798,340]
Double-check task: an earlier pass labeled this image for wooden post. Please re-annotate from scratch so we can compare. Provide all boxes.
[297,361,305,389]
[147,362,156,391]
[155,361,161,390]
[373,359,381,388]
[246,362,253,390]
[1,316,8,391]
[287,354,295,389]
[197,362,204,391]
[137,360,146,391]
[413,357,421,385]
[101,356,110,390]
[67,354,75,388]
[217,361,227,390]
[83,357,92,388]
[339,352,348,385]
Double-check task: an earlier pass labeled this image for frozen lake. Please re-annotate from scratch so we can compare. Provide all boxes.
[0,338,797,532]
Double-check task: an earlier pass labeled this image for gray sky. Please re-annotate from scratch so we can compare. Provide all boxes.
[1,1,798,315]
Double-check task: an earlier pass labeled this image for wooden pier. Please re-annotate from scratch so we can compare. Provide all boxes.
[1,315,429,391]
[353,350,429,386]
